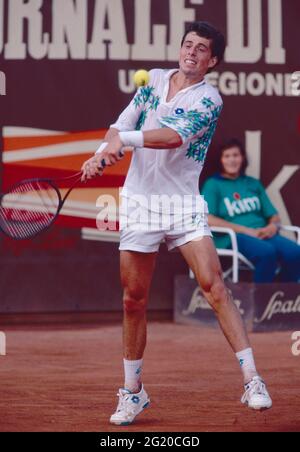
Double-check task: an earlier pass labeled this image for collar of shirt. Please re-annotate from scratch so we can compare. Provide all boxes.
[163,69,206,100]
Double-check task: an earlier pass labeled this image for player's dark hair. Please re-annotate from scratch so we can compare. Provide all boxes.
[216,138,249,175]
[181,22,226,72]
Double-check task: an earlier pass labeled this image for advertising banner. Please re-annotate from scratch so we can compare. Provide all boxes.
[174,275,300,332]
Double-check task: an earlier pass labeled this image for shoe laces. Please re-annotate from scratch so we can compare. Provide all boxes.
[241,377,267,403]
[116,389,136,416]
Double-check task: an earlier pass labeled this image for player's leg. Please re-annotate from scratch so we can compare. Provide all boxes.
[179,236,250,353]
[179,236,272,410]
[121,250,157,366]
[110,250,157,426]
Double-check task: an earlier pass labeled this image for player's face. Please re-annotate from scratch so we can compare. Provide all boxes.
[221,147,244,177]
[179,32,217,78]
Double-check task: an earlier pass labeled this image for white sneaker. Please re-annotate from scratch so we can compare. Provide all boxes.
[241,376,272,411]
[110,385,150,426]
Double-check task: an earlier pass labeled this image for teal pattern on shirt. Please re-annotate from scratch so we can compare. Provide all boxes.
[133,85,161,130]
[160,97,222,164]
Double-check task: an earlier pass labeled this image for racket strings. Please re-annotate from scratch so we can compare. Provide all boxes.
[0,181,60,239]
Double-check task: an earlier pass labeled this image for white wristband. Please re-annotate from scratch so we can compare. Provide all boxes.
[119,131,144,149]
[95,142,108,155]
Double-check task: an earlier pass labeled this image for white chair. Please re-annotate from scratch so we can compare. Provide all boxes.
[189,225,300,283]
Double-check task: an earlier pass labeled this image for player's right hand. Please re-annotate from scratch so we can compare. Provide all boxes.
[81,137,124,182]
[81,156,103,182]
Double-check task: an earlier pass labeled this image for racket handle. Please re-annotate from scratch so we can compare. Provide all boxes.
[100,150,125,169]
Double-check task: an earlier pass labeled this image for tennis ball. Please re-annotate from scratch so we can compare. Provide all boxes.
[133,69,150,87]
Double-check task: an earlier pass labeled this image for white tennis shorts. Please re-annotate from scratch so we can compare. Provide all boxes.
[119,203,212,253]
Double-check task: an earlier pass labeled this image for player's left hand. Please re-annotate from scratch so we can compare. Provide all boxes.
[81,135,123,182]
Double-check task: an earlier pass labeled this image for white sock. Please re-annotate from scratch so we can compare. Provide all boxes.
[236,348,258,384]
[123,359,143,393]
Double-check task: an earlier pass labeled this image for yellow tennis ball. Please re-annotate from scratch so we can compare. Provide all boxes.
[133,69,150,87]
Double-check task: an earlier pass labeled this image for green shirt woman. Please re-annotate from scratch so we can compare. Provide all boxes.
[202,139,300,283]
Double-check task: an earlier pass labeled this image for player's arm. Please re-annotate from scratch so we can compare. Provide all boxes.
[102,127,182,149]
[81,128,182,181]
[143,128,183,149]
[104,127,120,142]
[108,127,182,154]
[93,128,121,155]
[81,83,145,180]
[81,128,122,181]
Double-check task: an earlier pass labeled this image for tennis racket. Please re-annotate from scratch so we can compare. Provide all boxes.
[0,153,123,240]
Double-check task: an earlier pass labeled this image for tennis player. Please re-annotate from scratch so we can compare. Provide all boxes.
[82,22,272,425]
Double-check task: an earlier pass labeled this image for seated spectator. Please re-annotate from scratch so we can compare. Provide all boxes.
[202,138,300,283]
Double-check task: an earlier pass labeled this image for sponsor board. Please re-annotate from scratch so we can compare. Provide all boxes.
[253,284,300,332]
[174,276,300,332]
[174,276,254,330]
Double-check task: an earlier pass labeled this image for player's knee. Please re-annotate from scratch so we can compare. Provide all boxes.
[205,279,230,312]
[123,289,147,315]
[200,269,223,295]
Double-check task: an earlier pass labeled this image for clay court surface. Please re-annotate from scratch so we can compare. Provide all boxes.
[0,321,299,432]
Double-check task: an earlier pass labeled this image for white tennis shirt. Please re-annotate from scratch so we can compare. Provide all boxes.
[111,69,223,214]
